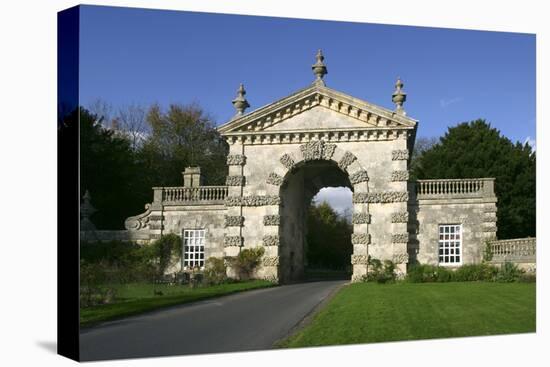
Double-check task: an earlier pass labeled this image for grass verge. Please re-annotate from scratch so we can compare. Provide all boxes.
[279,282,535,347]
[80,280,275,328]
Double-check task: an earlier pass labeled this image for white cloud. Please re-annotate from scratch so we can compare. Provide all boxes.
[439,97,463,108]
[524,136,536,151]
[313,187,352,216]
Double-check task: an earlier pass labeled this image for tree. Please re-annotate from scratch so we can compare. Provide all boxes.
[79,108,144,229]
[115,104,148,150]
[306,202,353,269]
[137,103,228,192]
[412,119,535,239]
[88,99,149,150]
[409,136,438,180]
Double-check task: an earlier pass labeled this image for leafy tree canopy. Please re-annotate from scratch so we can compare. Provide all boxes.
[80,108,143,229]
[137,103,228,190]
[306,202,352,269]
[412,119,535,239]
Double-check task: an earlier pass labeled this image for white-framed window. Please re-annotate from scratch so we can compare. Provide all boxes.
[183,229,206,269]
[438,224,462,265]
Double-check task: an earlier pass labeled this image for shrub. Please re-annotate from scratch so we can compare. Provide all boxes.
[495,261,524,282]
[406,264,455,283]
[226,247,265,280]
[139,234,182,282]
[204,257,228,285]
[407,262,524,283]
[80,234,183,287]
[482,240,493,262]
[364,257,396,284]
[518,273,536,283]
[453,263,498,282]
[80,260,118,307]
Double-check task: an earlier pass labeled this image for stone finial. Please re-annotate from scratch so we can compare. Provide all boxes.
[392,76,407,115]
[232,83,250,118]
[80,189,97,231]
[311,49,328,85]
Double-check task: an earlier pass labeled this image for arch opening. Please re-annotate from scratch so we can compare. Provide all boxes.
[278,160,354,283]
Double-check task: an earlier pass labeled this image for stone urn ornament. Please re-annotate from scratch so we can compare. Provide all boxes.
[311,49,328,85]
[392,77,407,115]
[232,83,250,117]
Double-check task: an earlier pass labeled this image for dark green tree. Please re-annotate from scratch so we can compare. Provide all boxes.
[79,108,143,229]
[412,119,535,239]
[306,202,353,270]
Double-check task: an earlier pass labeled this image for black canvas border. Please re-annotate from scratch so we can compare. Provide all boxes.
[57,5,80,361]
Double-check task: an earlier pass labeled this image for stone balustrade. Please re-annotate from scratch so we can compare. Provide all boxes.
[489,237,536,263]
[153,185,228,204]
[415,178,495,199]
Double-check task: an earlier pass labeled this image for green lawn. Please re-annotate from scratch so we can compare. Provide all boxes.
[80,280,274,327]
[280,282,536,347]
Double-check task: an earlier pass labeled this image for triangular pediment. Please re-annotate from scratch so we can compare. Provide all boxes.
[218,84,417,135]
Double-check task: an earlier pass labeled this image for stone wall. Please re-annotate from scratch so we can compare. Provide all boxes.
[409,179,498,266]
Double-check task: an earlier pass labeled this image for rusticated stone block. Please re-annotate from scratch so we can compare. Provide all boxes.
[351,233,371,245]
[391,170,409,182]
[262,256,280,266]
[392,149,409,160]
[391,212,409,223]
[280,154,296,170]
[224,215,244,227]
[225,175,245,186]
[353,191,409,203]
[483,225,498,232]
[349,170,369,184]
[352,213,371,224]
[263,215,281,226]
[226,154,246,166]
[266,172,284,186]
[338,151,357,171]
[351,254,369,265]
[225,195,281,207]
[392,233,409,243]
[300,140,336,161]
[224,235,243,247]
[392,252,409,264]
[263,235,280,247]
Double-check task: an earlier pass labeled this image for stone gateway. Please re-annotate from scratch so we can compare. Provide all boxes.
[111,51,499,282]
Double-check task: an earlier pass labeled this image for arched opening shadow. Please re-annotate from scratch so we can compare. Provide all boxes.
[278,160,353,283]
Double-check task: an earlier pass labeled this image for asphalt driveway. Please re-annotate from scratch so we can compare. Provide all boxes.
[80,280,345,361]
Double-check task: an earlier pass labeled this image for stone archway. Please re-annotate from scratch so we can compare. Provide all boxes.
[277,160,352,282]
[261,141,372,283]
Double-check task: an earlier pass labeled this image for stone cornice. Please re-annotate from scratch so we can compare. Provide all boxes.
[218,84,417,136]
[223,127,413,145]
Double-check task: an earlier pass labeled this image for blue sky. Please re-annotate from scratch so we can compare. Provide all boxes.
[78,5,536,213]
[79,5,535,144]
